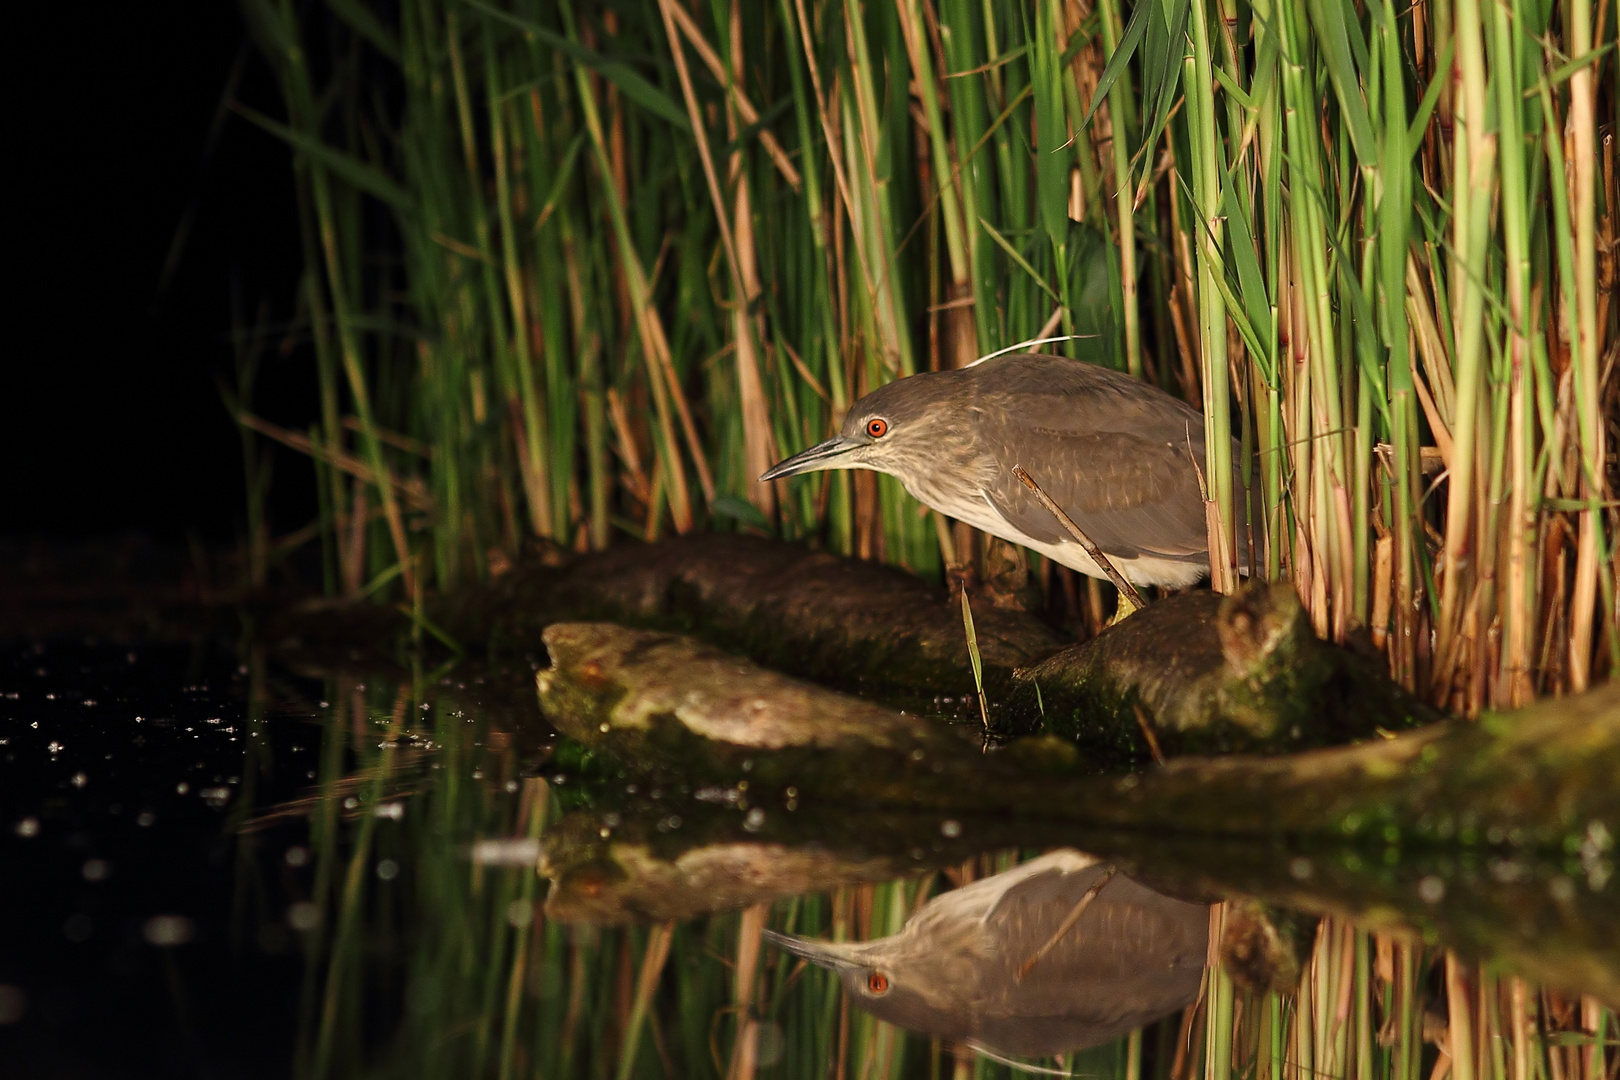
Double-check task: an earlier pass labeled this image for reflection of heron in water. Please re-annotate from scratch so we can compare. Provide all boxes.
[764,850,1209,1060]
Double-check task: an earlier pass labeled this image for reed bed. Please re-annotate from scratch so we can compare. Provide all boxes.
[239,0,1616,714]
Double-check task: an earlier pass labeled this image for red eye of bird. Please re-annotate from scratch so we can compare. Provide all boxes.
[867,972,890,994]
[866,418,888,439]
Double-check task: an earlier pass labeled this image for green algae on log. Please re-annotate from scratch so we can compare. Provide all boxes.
[536,621,1620,855]
[534,621,1004,807]
[1007,582,1443,762]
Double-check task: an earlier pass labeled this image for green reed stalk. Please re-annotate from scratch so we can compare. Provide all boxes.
[485,24,553,540]
[1184,0,1237,593]
[1096,0,1143,378]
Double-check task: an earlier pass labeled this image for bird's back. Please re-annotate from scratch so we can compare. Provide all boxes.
[965,354,1209,441]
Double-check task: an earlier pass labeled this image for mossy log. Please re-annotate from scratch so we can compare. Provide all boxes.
[1005,582,1443,762]
[534,621,997,807]
[537,621,1619,854]
[272,535,1441,753]
[271,534,1063,698]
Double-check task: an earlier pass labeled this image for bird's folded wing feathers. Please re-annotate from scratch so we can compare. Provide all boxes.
[983,430,1210,561]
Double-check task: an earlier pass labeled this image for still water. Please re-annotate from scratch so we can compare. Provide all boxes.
[1,637,1614,1078]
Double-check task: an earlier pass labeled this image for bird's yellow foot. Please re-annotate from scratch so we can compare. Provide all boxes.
[1105,593,1140,627]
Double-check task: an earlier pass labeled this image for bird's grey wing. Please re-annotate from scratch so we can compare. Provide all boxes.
[978,875,1210,1054]
[983,428,1210,561]
[977,853,1113,927]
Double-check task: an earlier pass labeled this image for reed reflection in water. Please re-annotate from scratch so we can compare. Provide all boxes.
[251,672,1616,1080]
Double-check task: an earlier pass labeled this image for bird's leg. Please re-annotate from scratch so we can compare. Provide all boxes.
[1105,589,1141,626]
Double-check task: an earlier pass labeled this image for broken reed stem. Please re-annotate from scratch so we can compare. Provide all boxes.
[1013,465,1147,609]
[1014,866,1118,981]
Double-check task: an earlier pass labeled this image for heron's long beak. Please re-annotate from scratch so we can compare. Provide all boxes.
[762,929,866,970]
[759,436,861,482]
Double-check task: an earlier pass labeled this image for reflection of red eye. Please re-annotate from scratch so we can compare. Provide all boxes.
[867,972,890,994]
[866,418,888,438]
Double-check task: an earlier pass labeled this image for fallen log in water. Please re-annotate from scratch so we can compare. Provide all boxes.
[536,621,1620,853]
[271,534,1064,698]
[272,535,1436,754]
[1005,581,1442,762]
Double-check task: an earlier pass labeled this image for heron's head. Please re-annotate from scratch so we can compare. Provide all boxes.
[759,372,958,483]
[762,929,966,1039]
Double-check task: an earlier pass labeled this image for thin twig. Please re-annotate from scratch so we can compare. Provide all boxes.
[1012,465,1147,609]
[1133,704,1167,765]
[1015,867,1118,981]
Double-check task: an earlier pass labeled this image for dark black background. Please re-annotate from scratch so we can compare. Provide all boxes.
[5,3,312,545]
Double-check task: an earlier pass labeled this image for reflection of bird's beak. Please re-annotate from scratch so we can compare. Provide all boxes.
[759,436,861,482]
[762,929,866,970]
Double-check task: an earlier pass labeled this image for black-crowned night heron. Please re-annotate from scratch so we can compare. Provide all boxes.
[763,850,1208,1057]
[761,353,1248,589]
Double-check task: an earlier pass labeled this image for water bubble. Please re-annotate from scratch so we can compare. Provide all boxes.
[143,915,194,947]
[82,859,109,882]
[940,820,962,839]
[376,859,400,881]
[287,903,322,931]
[63,914,93,942]
[14,818,39,838]
[743,808,767,832]
[0,985,26,1025]
[469,838,540,865]
[374,802,404,820]
[285,846,310,867]
[136,812,154,827]
[201,787,231,809]
[175,782,189,795]
[1417,876,1446,903]
[506,900,534,928]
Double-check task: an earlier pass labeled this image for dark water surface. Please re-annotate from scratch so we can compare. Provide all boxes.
[1,637,1614,1080]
